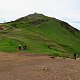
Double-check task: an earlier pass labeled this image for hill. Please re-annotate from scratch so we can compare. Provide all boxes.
[0,13,80,57]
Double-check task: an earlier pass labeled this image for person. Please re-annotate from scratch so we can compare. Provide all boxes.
[18,45,21,50]
[23,46,27,50]
[74,52,76,60]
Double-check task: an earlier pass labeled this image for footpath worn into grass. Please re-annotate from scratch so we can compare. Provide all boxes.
[0,52,80,80]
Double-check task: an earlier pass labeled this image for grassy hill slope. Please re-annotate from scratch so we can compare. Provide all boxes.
[0,13,80,57]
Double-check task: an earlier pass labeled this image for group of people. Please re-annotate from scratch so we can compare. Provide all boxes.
[18,45,77,60]
[18,45,27,50]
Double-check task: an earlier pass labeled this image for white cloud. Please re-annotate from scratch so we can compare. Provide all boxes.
[61,17,80,30]
[0,0,80,30]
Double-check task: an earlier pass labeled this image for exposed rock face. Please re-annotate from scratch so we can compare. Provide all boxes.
[0,26,4,30]
[0,25,5,31]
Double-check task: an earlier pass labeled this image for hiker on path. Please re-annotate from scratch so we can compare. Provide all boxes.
[74,52,76,60]
[19,45,21,50]
[23,46,27,50]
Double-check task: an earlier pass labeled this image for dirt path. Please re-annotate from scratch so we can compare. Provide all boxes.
[0,52,80,80]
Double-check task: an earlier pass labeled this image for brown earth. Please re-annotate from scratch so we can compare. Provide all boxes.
[0,52,80,80]
[0,26,4,30]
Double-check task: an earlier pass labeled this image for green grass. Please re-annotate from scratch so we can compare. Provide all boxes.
[0,13,80,57]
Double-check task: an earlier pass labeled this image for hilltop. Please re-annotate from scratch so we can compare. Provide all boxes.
[0,13,80,57]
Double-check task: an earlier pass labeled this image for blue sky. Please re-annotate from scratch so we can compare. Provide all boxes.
[0,0,80,30]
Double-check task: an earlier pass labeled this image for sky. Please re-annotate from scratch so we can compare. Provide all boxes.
[0,0,80,30]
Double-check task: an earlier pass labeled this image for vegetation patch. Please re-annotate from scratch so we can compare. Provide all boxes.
[0,13,80,57]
